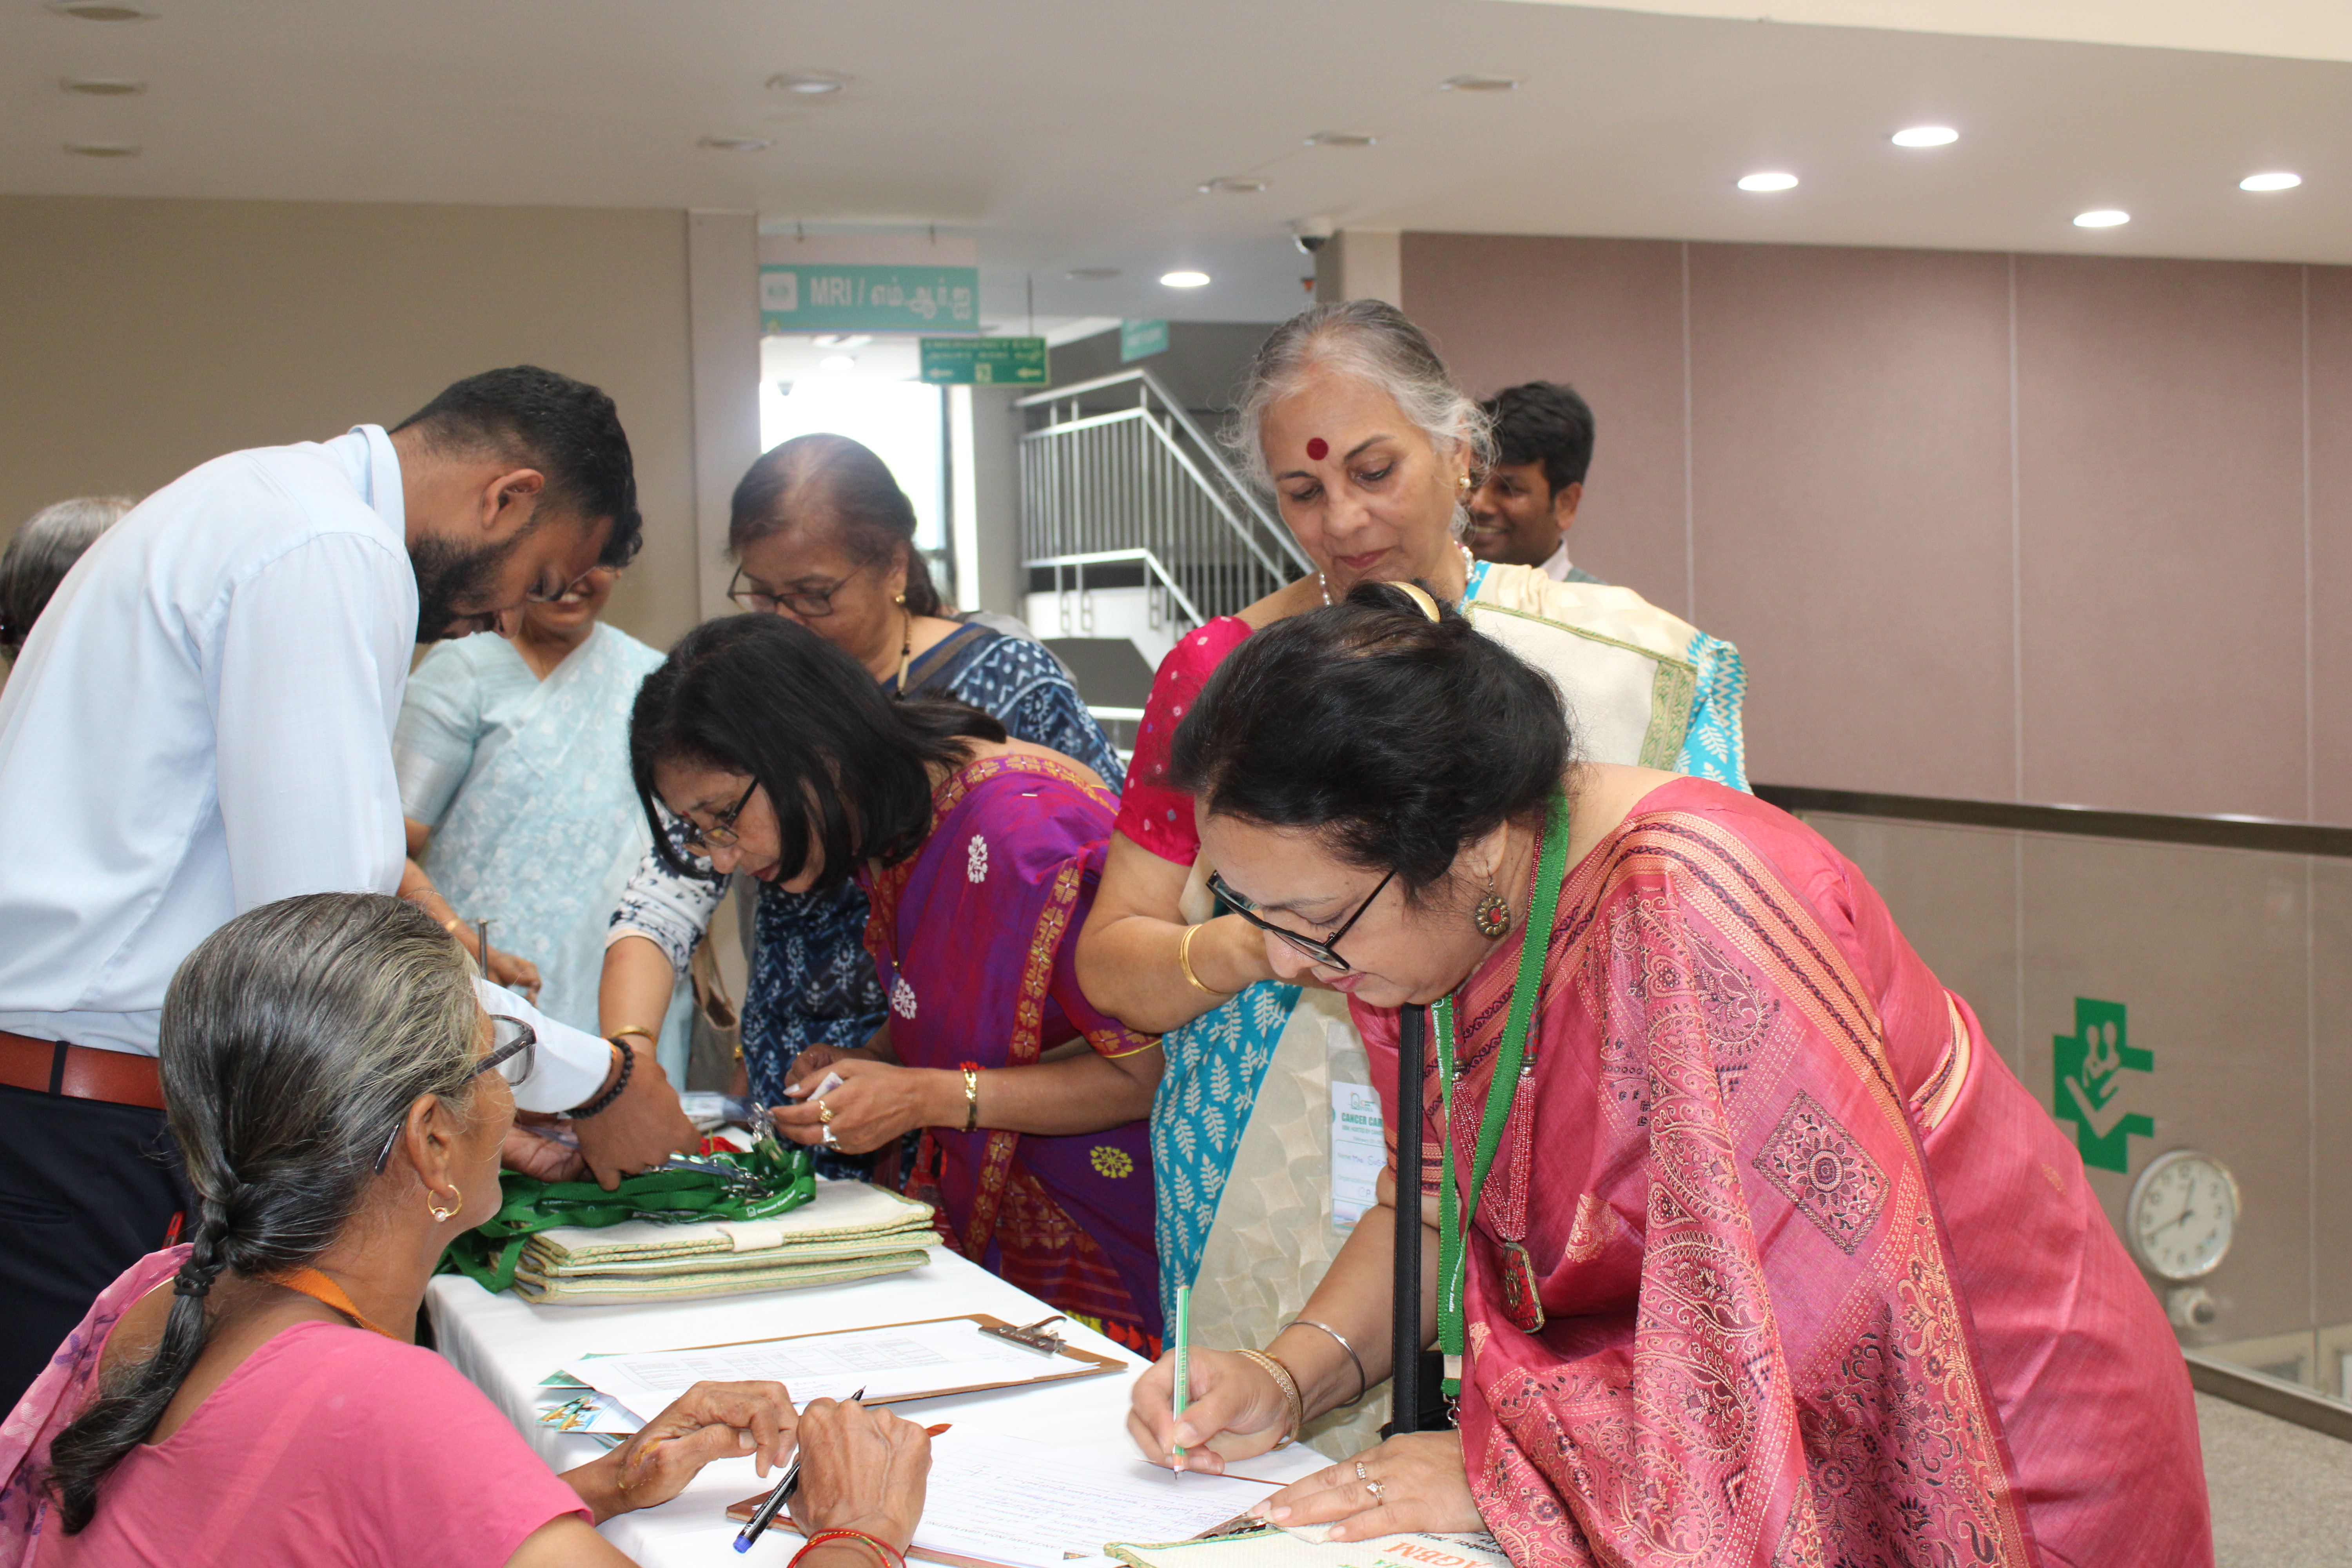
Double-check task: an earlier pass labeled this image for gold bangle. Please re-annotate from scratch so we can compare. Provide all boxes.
[1235,1348,1303,1445]
[441,916,465,935]
[962,1065,980,1133]
[1178,923,1234,998]
[608,1025,656,1045]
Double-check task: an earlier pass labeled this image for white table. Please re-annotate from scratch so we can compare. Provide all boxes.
[430,1248,1324,1565]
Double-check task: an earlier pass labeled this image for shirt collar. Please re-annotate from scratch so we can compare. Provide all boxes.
[1541,537,1573,581]
[324,424,406,541]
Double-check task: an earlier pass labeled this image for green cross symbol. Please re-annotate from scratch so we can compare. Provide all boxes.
[2053,997,2153,1172]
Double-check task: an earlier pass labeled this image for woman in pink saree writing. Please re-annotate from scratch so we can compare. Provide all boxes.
[1127,584,2208,1565]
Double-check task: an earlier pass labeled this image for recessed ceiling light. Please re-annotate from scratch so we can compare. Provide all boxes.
[768,72,847,96]
[819,355,856,372]
[1737,171,1798,192]
[1891,125,1958,147]
[1441,74,1518,92]
[698,135,773,152]
[1305,131,1377,148]
[47,1,155,17]
[1198,176,1269,195]
[63,141,140,157]
[61,76,145,95]
[1065,267,1121,281]
[2240,172,2301,192]
[1160,270,1210,289]
[2073,209,2130,228]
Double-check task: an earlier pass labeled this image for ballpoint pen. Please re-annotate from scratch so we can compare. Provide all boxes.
[735,1387,866,1554]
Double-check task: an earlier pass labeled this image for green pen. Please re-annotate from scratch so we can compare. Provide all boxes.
[1170,1283,1191,1474]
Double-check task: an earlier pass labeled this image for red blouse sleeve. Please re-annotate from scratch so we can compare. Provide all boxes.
[1113,616,1254,865]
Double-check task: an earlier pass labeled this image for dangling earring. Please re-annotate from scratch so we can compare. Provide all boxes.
[1472,875,1512,939]
[428,1187,461,1223]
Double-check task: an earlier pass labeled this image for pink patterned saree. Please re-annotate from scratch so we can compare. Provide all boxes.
[1356,779,2208,1567]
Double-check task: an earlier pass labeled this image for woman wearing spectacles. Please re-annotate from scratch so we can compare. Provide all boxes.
[1126,586,2208,1567]
[629,614,1164,1356]
[1,893,932,1568]
[1073,300,1749,1451]
[599,434,1119,1184]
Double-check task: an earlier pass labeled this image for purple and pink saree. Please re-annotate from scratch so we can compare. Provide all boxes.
[1357,778,2208,1566]
[861,753,1161,1352]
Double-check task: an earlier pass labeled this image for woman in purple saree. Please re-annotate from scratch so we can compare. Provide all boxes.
[629,615,1162,1351]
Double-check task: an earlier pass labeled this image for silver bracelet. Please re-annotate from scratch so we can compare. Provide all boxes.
[1283,1317,1369,1406]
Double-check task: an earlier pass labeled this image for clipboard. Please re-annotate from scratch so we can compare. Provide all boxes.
[559,1312,1124,1426]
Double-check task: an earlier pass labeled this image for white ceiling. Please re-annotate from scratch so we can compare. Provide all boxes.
[6,0,2351,325]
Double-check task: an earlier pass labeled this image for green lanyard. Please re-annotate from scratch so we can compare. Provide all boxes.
[1434,785,1569,1396]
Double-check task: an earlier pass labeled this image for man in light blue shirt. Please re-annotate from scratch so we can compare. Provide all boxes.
[0,367,697,1405]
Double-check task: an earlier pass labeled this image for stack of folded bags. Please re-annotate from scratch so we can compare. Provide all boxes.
[510,1179,942,1305]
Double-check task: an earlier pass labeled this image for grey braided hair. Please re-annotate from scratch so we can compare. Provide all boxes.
[44,893,481,1533]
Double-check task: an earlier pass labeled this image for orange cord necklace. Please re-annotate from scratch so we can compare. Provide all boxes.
[276,1267,403,1341]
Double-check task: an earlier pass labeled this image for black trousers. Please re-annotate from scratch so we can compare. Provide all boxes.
[0,1082,191,1412]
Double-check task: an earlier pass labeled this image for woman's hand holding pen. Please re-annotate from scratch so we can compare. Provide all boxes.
[1125,1348,1294,1474]
[562,1380,797,1523]
[787,1399,933,1556]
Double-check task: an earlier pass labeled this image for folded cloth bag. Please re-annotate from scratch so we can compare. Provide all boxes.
[509,1180,943,1304]
[442,1135,815,1293]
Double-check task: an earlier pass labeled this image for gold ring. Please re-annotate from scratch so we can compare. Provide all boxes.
[1365,1479,1386,1503]
[1354,1461,1370,1482]
[817,1099,834,1124]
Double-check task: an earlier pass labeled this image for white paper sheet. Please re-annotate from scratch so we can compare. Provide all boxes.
[564,1316,1078,1422]
[1328,1080,1384,1232]
[907,1426,1283,1568]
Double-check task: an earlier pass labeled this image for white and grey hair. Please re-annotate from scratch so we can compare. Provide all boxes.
[1224,301,1494,529]
[0,495,135,651]
[45,893,481,1532]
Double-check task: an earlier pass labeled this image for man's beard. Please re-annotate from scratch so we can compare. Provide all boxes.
[410,532,524,642]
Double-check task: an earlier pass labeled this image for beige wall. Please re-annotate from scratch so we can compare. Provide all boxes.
[0,195,700,649]
[1403,232,2352,826]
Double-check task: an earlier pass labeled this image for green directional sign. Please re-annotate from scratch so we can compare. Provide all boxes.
[760,264,979,334]
[1120,318,1169,362]
[2053,997,2153,1172]
[919,336,1049,386]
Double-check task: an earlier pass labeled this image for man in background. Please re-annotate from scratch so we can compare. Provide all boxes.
[1467,381,1605,584]
[0,366,698,1407]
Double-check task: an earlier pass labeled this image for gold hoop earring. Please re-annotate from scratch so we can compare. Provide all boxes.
[428,1187,461,1223]
[1472,877,1512,939]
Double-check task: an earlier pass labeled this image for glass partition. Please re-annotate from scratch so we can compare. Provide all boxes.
[1760,787,2352,1406]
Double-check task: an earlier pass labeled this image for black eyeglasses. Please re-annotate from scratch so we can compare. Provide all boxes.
[675,777,759,856]
[372,1014,538,1173]
[1208,867,1397,973]
[726,559,878,619]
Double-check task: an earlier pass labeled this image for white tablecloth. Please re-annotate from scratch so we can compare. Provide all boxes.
[429,1249,1324,1565]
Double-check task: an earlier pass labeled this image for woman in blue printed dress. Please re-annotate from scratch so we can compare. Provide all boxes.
[598,435,1121,1177]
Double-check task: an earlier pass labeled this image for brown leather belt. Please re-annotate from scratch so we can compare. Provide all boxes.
[0,1030,166,1111]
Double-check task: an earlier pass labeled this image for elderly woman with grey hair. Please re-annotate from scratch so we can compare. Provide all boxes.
[1072,299,1750,1446]
[0,497,136,655]
[0,893,932,1568]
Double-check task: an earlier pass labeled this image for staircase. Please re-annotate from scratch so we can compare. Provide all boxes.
[1016,370,1308,744]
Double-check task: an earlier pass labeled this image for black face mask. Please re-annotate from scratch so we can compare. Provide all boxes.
[409,532,523,642]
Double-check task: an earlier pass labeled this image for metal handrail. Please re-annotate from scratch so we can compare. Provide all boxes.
[1016,366,1312,584]
[1757,784,2352,858]
[1028,548,1206,630]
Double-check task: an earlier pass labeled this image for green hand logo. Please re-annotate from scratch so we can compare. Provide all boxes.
[2053,998,2153,1172]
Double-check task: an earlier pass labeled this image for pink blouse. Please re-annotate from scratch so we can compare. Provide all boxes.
[1114,616,1253,864]
[37,1319,588,1568]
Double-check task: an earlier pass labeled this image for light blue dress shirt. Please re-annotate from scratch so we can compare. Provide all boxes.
[0,425,609,1111]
